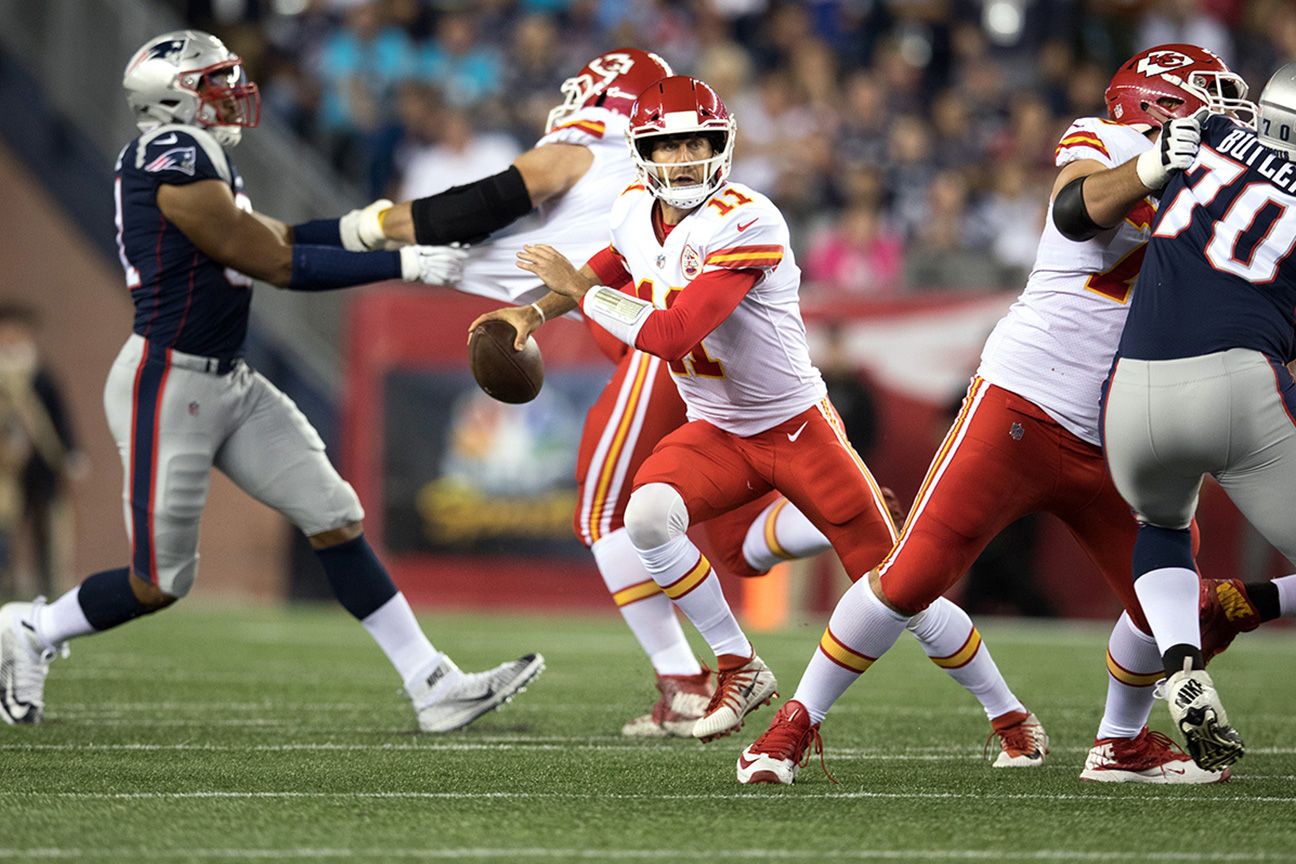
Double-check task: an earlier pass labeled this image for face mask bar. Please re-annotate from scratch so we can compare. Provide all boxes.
[1184,70,1257,128]
[191,59,261,129]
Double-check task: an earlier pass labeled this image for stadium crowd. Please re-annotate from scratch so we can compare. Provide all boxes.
[161,0,1296,298]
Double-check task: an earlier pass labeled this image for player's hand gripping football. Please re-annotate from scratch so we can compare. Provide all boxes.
[1136,107,1209,190]
[468,306,542,352]
[339,199,395,251]
[400,244,469,286]
[516,244,589,300]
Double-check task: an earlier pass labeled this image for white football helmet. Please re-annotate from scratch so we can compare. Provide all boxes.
[122,30,260,148]
[1258,62,1296,160]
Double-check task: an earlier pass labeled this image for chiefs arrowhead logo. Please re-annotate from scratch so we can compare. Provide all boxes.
[1136,51,1193,77]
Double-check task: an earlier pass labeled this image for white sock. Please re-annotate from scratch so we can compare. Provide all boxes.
[907,597,1024,721]
[1095,612,1159,740]
[361,593,441,687]
[592,529,700,676]
[1275,573,1296,616]
[1133,567,1201,655]
[35,586,95,648]
[793,577,908,724]
[639,533,751,660]
[742,497,831,573]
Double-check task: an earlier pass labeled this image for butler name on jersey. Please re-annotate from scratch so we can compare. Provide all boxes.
[605,179,825,437]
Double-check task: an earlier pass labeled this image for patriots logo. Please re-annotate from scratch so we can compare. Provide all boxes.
[144,146,197,176]
[1136,50,1193,78]
[146,38,187,63]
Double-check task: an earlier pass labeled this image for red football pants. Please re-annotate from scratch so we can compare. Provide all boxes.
[634,399,896,578]
[877,378,1157,632]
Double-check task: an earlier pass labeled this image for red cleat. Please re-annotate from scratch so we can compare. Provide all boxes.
[737,700,830,785]
[1200,578,1261,664]
[1080,726,1230,784]
[621,667,714,738]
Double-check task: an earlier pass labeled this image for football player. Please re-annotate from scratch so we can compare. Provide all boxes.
[353,54,1045,755]
[1104,61,1296,772]
[733,44,1290,784]
[0,30,545,732]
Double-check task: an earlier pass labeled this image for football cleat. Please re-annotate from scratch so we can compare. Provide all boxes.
[986,710,1050,768]
[1199,578,1261,664]
[1158,662,1244,771]
[621,667,714,738]
[692,655,777,743]
[408,653,544,733]
[1080,726,1229,784]
[0,599,65,726]
[736,700,826,785]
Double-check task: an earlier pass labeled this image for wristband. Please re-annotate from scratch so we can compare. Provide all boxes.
[530,302,546,324]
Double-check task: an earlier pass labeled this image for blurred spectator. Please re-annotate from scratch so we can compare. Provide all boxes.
[804,203,905,299]
[970,163,1049,289]
[417,11,503,107]
[397,101,520,200]
[905,170,1006,291]
[500,14,571,140]
[1136,0,1235,65]
[0,305,82,597]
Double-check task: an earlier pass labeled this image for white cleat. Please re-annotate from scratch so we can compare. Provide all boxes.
[1160,663,1244,771]
[692,655,777,743]
[409,653,544,733]
[1080,727,1229,784]
[0,599,64,726]
[987,710,1049,768]
[737,700,823,785]
[621,667,714,738]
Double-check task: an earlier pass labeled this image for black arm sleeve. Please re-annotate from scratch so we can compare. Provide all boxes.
[1051,175,1103,242]
[409,164,534,246]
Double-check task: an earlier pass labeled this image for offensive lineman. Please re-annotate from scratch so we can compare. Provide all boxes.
[1104,62,1296,772]
[0,30,543,732]
[736,44,1290,784]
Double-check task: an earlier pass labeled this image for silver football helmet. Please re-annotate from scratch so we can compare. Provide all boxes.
[1258,62,1296,160]
[122,30,260,148]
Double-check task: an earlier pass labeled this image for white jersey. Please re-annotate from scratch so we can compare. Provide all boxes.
[607,181,826,436]
[457,107,635,304]
[976,117,1156,446]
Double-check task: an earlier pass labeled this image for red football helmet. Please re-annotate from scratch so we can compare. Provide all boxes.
[545,48,673,133]
[627,76,736,209]
[1105,43,1255,130]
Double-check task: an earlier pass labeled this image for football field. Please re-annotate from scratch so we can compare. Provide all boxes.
[5,605,1295,863]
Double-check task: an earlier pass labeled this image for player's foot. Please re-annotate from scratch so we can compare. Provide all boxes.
[987,709,1049,767]
[692,654,777,743]
[621,667,714,738]
[409,653,544,733]
[736,700,823,785]
[1199,578,1261,664]
[1079,726,1229,783]
[1159,662,1244,771]
[0,599,65,726]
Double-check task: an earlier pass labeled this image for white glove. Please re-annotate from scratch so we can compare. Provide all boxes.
[1136,108,1209,190]
[339,198,394,251]
[400,244,468,285]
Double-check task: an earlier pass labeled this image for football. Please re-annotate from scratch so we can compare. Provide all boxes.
[468,319,545,403]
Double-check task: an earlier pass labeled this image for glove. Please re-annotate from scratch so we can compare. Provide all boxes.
[400,244,468,285]
[339,198,393,251]
[1136,108,1209,190]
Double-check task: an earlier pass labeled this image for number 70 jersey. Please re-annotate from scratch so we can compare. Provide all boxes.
[1120,114,1296,364]
[606,181,827,437]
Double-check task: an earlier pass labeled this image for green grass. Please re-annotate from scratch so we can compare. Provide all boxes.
[4,606,1294,863]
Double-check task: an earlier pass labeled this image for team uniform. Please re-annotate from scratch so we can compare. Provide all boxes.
[874,117,1161,627]
[593,181,897,581]
[112,124,361,595]
[1107,114,1296,561]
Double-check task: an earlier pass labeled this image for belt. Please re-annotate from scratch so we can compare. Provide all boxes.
[142,340,241,375]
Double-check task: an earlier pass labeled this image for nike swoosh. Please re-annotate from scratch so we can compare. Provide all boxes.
[787,421,808,442]
[154,134,178,145]
[737,754,759,770]
[737,219,758,232]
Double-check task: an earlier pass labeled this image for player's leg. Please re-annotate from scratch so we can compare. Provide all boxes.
[1104,355,1242,770]
[739,382,1046,783]
[626,420,776,741]
[574,352,709,736]
[2,340,215,724]
[215,368,540,732]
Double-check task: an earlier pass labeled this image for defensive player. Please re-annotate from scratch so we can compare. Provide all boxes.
[353,55,1046,756]
[735,44,1282,783]
[1105,62,1296,772]
[0,30,544,732]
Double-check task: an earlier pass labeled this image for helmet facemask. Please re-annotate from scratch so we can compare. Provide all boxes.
[1179,69,1256,128]
[631,127,735,210]
[189,60,261,147]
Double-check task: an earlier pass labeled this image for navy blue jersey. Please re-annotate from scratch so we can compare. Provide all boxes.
[114,124,253,358]
[1119,114,1296,363]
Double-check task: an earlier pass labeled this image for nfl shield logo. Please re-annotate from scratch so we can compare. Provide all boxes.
[189,401,200,417]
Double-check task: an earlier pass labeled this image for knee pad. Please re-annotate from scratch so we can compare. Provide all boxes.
[298,477,365,536]
[624,483,690,550]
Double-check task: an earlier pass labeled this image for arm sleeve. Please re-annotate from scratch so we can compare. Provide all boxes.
[585,246,634,289]
[633,269,760,361]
